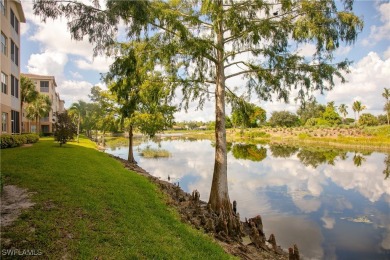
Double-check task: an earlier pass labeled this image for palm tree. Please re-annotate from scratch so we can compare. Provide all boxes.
[327,101,337,110]
[20,76,38,133]
[25,94,52,135]
[338,104,348,123]
[382,88,390,125]
[68,100,88,143]
[352,100,366,123]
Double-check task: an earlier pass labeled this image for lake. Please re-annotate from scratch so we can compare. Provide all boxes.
[105,137,390,259]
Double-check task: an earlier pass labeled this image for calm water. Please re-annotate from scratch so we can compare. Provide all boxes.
[106,137,390,260]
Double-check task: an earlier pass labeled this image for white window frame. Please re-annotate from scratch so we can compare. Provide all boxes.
[1,72,7,94]
[1,32,6,55]
[2,112,7,132]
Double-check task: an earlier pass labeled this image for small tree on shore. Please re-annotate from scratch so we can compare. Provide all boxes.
[338,104,348,124]
[352,100,366,122]
[54,112,77,147]
[382,88,390,125]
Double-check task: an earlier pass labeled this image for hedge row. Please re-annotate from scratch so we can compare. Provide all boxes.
[0,134,39,149]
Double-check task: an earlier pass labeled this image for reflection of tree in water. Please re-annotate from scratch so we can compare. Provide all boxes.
[231,144,267,162]
[297,148,347,168]
[211,141,233,152]
[383,154,390,180]
[269,144,299,158]
[105,136,144,149]
[353,152,366,167]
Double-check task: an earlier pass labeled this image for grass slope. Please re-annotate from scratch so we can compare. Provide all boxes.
[1,137,231,259]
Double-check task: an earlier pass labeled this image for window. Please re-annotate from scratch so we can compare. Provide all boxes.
[2,112,7,132]
[10,9,19,34]
[1,32,6,55]
[31,125,36,133]
[10,41,18,66]
[11,75,18,98]
[1,0,6,16]
[40,81,49,92]
[11,110,19,134]
[41,125,50,133]
[1,72,7,94]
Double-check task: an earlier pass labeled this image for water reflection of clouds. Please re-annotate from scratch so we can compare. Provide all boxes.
[263,215,324,259]
[106,140,390,259]
[322,153,390,203]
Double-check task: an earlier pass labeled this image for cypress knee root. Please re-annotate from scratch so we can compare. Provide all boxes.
[233,200,237,214]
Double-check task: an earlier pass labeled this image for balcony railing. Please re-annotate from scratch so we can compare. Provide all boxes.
[40,87,49,92]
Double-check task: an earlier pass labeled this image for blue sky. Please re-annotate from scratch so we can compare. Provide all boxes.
[20,1,390,121]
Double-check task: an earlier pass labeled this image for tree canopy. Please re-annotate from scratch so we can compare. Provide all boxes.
[104,41,176,163]
[297,100,326,125]
[34,0,364,229]
[231,99,266,128]
[269,111,300,127]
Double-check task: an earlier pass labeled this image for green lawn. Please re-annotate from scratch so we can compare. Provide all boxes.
[1,137,231,259]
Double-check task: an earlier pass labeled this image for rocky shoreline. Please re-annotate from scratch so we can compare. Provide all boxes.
[110,155,300,260]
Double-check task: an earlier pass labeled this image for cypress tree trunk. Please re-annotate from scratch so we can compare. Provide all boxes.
[208,3,232,214]
[127,125,136,164]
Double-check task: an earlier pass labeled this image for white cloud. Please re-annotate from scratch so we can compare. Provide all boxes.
[29,19,95,58]
[323,154,389,203]
[326,51,390,115]
[321,216,335,230]
[174,100,216,122]
[20,22,30,35]
[27,51,68,77]
[58,80,94,107]
[74,56,114,73]
[384,46,390,59]
[335,45,352,56]
[297,43,317,57]
[70,71,83,80]
[362,2,390,46]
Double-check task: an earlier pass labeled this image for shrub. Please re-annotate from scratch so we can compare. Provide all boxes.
[54,112,77,146]
[322,107,342,126]
[245,131,270,139]
[0,134,39,149]
[268,111,300,127]
[359,113,379,126]
[23,134,39,143]
[345,118,355,125]
[377,114,388,125]
[316,118,331,126]
[305,118,317,126]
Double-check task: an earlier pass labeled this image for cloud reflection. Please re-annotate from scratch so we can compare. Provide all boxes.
[106,139,390,259]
